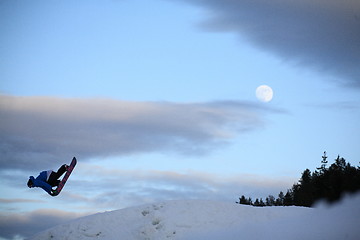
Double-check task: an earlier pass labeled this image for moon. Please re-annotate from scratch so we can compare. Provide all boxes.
[256,85,273,102]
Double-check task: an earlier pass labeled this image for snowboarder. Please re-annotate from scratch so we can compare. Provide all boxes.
[27,164,69,196]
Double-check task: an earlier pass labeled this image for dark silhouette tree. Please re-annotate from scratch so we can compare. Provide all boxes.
[283,190,293,206]
[316,151,328,173]
[237,195,250,205]
[253,198,260,206]
[276,191,285,206]
[266,195,275,206]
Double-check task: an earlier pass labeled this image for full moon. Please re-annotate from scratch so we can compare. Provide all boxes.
[256,85,273,102]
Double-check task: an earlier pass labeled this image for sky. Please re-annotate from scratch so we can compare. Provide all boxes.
[0,0,359,239]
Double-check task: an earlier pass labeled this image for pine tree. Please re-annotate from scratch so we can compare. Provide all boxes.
[237,195,249,205]
[266,195,275,206]
[316,151,328,173]
[333,155,346,170]
[296,169,314,206]
[276,191,285,206]
[283,190,293,206]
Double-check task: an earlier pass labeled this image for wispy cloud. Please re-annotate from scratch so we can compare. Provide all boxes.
[62,164,295,211]
[0,95,278,170]
[0,209,87,240]
[306,100,360,111]
[0,198,45,204]
[181,0,360,87]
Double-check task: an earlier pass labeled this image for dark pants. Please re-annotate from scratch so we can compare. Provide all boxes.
[48,164,67,187]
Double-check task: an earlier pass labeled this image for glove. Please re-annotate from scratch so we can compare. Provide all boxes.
[50,189,58,196]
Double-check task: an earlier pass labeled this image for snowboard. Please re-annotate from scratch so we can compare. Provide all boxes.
[52,157,77,196]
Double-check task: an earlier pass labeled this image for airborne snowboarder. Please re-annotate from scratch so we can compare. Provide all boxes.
[27,157,76,196]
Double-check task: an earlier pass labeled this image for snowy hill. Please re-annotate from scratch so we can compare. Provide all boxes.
[30,195,360,240]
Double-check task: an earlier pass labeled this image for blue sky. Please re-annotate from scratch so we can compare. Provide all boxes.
[1,0,360,239]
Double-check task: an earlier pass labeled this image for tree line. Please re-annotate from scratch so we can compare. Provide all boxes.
[237,152,360,207]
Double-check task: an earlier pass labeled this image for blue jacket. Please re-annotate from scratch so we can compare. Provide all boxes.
[29,171,52,195]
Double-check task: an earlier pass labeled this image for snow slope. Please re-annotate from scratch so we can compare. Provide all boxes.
[30,194,360,240]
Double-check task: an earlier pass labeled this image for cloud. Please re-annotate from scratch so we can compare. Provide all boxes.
[0,95,276,170]
[0,209,86,240]
[306,100,360,111]
[0,198,45,204]
[61,164,294,211]
[181,0,360,87]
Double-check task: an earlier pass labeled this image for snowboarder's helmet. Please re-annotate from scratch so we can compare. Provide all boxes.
[27,178,33,188]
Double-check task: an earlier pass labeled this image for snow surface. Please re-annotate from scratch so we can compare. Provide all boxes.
[29,194,360,240]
